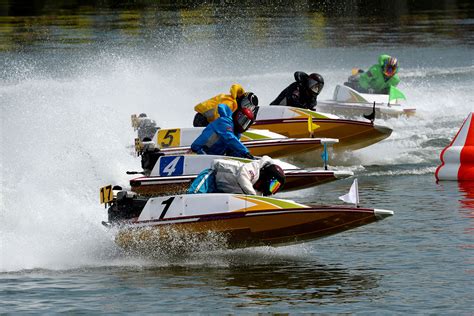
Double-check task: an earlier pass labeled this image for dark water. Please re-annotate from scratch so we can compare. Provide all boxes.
[1,1,474,313]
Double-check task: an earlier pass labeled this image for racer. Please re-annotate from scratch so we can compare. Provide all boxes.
[187,155,286,196]
[193,84,259,127]
[190,103,257,159]
[270,71,324,110]
[345,54,400,94]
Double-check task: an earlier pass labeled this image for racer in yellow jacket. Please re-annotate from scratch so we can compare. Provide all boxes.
[193,84,259,127]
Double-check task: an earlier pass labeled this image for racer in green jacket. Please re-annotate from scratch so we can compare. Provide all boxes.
[346,55,400,94]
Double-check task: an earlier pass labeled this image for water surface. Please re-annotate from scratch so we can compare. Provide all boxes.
[1,1,473,313]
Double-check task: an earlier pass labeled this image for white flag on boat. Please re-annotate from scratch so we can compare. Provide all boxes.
[339,178,359,206]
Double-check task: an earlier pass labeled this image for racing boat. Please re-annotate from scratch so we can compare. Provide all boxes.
[252,106,393,151]
[134,126,339,159]
[317,84,416,119]
[128,154,353,196]
[99,187,393,250]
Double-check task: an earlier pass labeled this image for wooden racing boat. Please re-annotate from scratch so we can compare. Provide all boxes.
[99,188,393,250]
[135,127,338,159]
[129,154,353,196]
[252,106,392,151]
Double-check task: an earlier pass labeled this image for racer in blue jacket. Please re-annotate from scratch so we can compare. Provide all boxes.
[191,104,256,159]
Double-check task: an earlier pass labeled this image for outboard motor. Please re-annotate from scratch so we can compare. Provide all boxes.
[140,141,164,175]
[344,69,364,91]
[132,113,160,141]
[107,190,148,222]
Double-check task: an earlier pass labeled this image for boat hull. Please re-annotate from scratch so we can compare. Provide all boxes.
[130,170,353,196]
[253,118,392,151]
[159,138,330,158]
[317,100,416,119]
[115,206,389,250]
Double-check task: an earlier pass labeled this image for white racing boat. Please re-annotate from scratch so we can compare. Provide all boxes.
[127,154,353,196]
[252,106,392,151]
[133,124,338,159]
[317,84,416,119]
[99,186,393,250]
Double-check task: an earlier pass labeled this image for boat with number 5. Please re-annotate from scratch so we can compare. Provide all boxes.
[134,125,339,159]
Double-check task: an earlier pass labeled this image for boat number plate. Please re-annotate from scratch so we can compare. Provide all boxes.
[159,156,185,176]
[157,128,181,148]
[99,185,113,204]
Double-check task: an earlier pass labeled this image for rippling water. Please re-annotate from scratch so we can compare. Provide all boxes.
[1,1,473,313]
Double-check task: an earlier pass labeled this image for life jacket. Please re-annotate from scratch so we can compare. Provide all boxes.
[194,84,245,123]
[187,156,274,195]
[212,155,274,195]
[190,104,249,158]
[359,54,400,93]
[187,168,217,194]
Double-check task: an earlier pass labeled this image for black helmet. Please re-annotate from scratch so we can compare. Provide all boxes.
[232,107,255,133]
[254,163,286,196]
[307,73,324,95]
[294,71,309,83]
[237,92,259,122]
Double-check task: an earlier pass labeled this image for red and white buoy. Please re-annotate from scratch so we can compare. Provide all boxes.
[435,112,474,181]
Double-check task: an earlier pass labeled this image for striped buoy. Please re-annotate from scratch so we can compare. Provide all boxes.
[435,112,474,181]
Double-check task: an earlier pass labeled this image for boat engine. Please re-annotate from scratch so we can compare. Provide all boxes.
[107,190,148,222]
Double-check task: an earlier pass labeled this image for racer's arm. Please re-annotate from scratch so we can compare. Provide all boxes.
[236,172,257,195]
[304,94,317,110]
[388,74,400,87]
[380,74,401,94]
[214,120,250,158]
[271,82,306,109]
[236,163,259,195]
[190,128,210,154]
[270,84,292,106]
[194,97,219,122]
[359,64,378,91]
[288,86,307,109]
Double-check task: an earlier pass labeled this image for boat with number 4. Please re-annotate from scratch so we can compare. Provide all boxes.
[129,154,353,196]
[99,186,393,250]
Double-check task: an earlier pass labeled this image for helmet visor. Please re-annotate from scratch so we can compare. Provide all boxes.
[239,93,258,109]
[268,178,282,194]
[239,97,252,109]
[384,66,396,77]
[308,79,324,94]
[384,59,397,77]
[235,110,254,132]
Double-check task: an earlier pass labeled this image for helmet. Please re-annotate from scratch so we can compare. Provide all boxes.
[232,107,255,133]
[238,92,259,109]
[383,57,398,77]
[307,73,324,95]
[254,163,286,196]
[294,71,309,83]
[138,113,147,118]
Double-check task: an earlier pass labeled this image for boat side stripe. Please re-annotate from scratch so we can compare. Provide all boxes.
[123,207,375,227]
